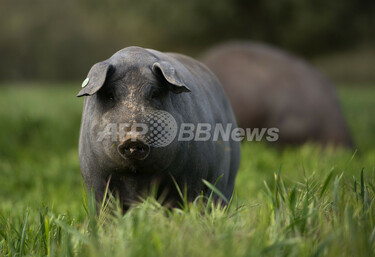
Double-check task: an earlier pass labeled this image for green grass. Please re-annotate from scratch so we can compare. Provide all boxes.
[0,84,374,256]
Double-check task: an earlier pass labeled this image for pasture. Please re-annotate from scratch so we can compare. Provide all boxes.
[0,84,374,256]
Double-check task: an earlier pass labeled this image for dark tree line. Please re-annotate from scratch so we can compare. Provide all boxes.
[1,0,374,81]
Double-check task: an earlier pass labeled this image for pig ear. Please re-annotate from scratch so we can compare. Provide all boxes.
[152,61,191,94]
[77,62,114,97]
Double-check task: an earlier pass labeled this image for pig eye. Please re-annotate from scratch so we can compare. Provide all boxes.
[97,84,117,108]
[98,84,115,99]
[149,86,166,99]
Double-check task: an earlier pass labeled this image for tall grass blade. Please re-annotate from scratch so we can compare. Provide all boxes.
[320,168,334,199]
[19,209,28,257]
[202,176,228,204]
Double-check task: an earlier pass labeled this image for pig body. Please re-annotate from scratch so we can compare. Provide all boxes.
[201,41,353,147]
[78,47,240,210]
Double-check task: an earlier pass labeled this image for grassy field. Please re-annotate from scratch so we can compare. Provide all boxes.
[0,84,374,256]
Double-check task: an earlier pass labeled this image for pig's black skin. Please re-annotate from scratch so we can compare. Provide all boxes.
[78,47,240,210]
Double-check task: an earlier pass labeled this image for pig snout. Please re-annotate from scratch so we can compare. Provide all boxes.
[118,138,150,160]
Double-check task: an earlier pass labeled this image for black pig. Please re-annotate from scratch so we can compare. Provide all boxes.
[201,41,353,147]
[77,47,240,210]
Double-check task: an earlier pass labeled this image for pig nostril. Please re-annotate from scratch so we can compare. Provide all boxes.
[118,139,150,160]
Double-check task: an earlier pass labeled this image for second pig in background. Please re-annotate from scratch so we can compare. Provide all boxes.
[200,41,353,148]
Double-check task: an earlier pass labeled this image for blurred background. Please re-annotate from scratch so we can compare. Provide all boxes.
[1,0,374,83]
